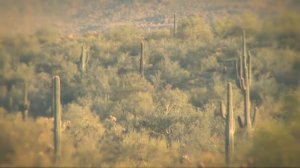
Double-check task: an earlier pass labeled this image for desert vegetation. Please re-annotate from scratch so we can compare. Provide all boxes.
[0,0,300,167]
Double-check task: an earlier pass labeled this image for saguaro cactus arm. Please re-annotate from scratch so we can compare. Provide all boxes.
[252,106,258,126]
[85,48,89,65]
[80,45,84,72]
[236,56,246,90]
[238,106,258,129]
[237,116,245,128]
[248,50,252,87]
[220,100,226,119]
[80,44,89,73]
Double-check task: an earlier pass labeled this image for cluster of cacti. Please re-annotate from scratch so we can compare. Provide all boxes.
[235,30,257,134]
[140,41,144,77]
[19,81,29,121]
[52,76,61,162]
[219,30,260,165]
[221,83,235,165]
[80,44,89,74]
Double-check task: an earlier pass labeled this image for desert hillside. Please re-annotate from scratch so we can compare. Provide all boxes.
[0,0,299,167]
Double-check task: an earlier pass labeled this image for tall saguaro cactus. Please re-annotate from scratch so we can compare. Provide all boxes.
[221,83,235,165]
[80,44,89,74]
[7,82,14,112]
[52,76,61,161]
[173,12,176,37]
[2,78,22,112]
[140,41,144,77]
[20,81,29,121]
[236,30,256,133]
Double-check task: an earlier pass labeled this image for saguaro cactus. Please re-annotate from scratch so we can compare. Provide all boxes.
[52,76,61,161]
[1,78,22,112]
[140,41,144,77]
[7,82,14,112]
[235,30,257,133]
[173,12,176,37]
[221,82,235,165]
[80,44,89,74]
[20,81,29,121]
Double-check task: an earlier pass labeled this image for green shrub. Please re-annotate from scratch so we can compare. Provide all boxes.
[177,16,213,41]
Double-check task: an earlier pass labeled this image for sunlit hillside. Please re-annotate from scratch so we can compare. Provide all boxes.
[0,0,300,167]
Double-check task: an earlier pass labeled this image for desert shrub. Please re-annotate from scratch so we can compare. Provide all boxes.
[35,27,59,44]
[257,12,300,49]
[155,87,193,115]
[103,25,143,56]
[177,16,213,41]
[155,57,190,88]
[247,91,300,167]
[213,13,261,38]
[111,73,154,101]
[145,28,171,40]
[200,55,218,72]
[117,131,180,167]
[0,113,53,167]
[97,129,181,167]
[213,16,240,37]
[189,87,209,107]
[120,92,155,116]
[63,103,105,147]
[62,103,105,166]
[254,48,299,87]
[238,13,262,34]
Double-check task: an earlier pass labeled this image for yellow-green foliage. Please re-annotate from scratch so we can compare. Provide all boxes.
[121,92,155,115]
[35,27,59,44]
[114,131,180,167]
[256,11,300,49]
[155,88,193,115]
[146,28,171,40]
[103,25,143,56]
[177,16,213,41]
[112,73,154,100]
[247,90,300,167]
[0,112,53,167]
[213,13,261,37]
[63,104,105,150]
